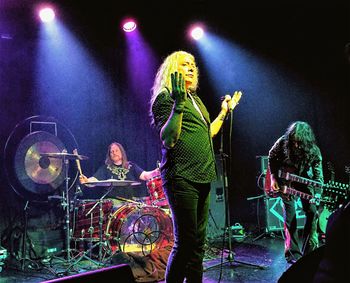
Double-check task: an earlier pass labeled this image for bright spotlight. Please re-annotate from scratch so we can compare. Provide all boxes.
[122,19,137,33]
[191,27,204,40]
[39,7,55,23]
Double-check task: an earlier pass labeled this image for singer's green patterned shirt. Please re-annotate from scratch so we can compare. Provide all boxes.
[151,89,217,183]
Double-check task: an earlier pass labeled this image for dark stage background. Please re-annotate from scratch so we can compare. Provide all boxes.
[0,0,349,245]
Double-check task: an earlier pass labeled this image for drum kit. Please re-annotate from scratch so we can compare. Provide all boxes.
[39,151,173,269]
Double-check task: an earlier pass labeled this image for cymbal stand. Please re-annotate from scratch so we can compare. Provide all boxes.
[60,151,72,265]
[61,150,84,268]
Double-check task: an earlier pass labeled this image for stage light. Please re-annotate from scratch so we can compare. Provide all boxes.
[39,7,55,23]
[191,26,204,40]
[122,19,137,33]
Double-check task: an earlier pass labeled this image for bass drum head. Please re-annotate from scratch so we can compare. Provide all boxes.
[106,204,173,255]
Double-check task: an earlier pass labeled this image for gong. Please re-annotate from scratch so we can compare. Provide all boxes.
[14,131,66,196]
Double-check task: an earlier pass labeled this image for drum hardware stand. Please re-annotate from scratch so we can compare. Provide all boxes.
[20,201,30,271]
[204,111,265,273]
[64,185,115,273]
[59,150,97,273]
[61,150,72,265]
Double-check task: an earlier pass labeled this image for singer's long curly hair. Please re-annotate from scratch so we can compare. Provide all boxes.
[285,121,318,162]
[149,51,199,125]
[105,142,129,169]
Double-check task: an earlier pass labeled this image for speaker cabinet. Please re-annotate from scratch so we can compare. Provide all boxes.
[27,229,64,259]
[42,264,135,282]
[207,155,225,240]
[265,197,306,232]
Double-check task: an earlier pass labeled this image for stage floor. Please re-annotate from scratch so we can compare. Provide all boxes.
[0,232,294,282]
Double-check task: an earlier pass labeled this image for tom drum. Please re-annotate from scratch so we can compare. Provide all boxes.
[146,176,168,207]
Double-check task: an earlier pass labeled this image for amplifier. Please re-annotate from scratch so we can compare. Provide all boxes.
[0,247,8,272]
[27,229,64,259]
[265,197,306,232]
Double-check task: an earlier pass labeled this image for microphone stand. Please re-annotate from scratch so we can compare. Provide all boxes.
[204,111,265,272]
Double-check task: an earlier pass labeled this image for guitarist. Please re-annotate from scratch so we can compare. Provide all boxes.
[268,121,324,264]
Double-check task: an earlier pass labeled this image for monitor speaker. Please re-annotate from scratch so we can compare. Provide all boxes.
[42,264,135,282]
[207,155,225,240]
[278,246,324,282]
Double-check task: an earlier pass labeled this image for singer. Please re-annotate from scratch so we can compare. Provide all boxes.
[150,50,241,283]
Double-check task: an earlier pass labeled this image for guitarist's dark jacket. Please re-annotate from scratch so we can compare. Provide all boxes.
[268,135,324,196]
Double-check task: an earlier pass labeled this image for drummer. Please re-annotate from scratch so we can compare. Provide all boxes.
[79,142,159,206]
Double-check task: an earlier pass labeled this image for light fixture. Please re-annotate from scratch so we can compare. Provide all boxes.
[191,26,204,40]
[122,19,137,33]
[39,7,55,23]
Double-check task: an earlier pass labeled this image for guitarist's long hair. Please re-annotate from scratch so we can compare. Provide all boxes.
[286,121,319,162]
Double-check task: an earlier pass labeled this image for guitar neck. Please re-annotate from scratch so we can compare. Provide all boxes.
[278,170,322,188]
[277,169,348,211]
[284,187,313,200]
[284,187,337,207]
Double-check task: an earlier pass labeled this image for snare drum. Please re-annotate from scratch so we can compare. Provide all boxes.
[71,199,114,240]
[146,176,168,207]
[105,203,173,255]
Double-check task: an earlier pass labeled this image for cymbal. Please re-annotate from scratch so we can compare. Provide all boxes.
[40,152,89,160]
[84,179,141,187]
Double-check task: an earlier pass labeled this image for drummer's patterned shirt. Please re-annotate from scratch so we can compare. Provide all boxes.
[151,89,217,183]
[84,162,144,200]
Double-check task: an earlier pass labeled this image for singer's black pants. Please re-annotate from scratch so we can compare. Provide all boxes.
[163,178,210,283]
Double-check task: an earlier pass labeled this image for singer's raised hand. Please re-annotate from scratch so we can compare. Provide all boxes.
[171,72,187,111]
[228,91,242,112]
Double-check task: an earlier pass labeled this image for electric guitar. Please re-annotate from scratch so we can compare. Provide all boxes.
[318,161,336,234]
[264,167,348,212]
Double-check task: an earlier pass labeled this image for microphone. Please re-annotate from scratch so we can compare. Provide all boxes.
[221,91,242,112]
[221,95,235,112]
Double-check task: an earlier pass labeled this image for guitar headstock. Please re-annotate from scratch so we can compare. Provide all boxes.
[323,180,349,211]
[324,180,349,191]
[327,161,335,172]
[327,161,335,181]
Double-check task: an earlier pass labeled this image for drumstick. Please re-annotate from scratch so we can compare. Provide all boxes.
[73,148,83,176]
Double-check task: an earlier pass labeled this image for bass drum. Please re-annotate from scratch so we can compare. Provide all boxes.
[105,204,173,255]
